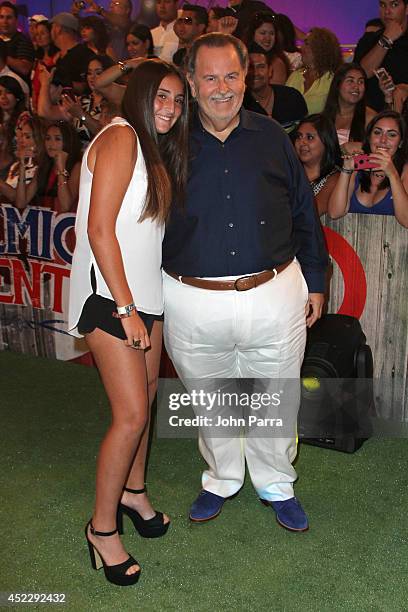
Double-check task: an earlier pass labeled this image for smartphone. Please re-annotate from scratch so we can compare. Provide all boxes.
[353,154,378,171]
[61,87,76,102]
[374,67,388,80]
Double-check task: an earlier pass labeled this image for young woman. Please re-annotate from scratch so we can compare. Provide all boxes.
[68,59,189,586]
[273,13,302,72]
[93,25,155,107]
[0,76,27,143]
[15,121,81,212]
[286,27,343,115]
[80,16,116,60]
[0,115,45,204]
[328,111,408,228]
[323,63,376,153]
[125,23,154,60]
[242,12,289,85]
[31,20,59,112]
[294,113,342,216]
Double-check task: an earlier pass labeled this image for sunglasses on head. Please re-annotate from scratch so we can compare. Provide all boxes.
[177,16,193,25]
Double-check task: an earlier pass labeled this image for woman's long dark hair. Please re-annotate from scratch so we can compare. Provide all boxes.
[127,23,155,58]
[80,16,110,55]
[35,20,59,59]
[242,11,289,72]
[296,113,342,180]
[323,63,368,142]
[121,59,189,223]
[37,122,82,196]
[360,110,408,192]
[0,76,27,147]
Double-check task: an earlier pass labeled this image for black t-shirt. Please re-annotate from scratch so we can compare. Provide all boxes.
[354,29,408,111]
[243,85,307,128]
[2,31,35,81]
[53,43,96,87]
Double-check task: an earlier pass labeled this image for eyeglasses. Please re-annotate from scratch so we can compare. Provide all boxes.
[176,16,193,25]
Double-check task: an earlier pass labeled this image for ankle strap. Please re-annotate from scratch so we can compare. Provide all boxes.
[124,486,146,494]
[89,521,117,537]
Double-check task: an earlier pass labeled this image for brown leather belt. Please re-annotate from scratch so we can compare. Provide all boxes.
[166,260,292,291]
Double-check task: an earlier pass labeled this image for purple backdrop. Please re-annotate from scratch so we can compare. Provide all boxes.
[24,0,376,44]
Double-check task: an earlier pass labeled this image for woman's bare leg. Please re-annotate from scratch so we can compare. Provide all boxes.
[85,327,149,574]
[120,321,169,523]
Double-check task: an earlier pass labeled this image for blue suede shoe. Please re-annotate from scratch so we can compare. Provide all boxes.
[189,490,226,522]
[263,497,309,532]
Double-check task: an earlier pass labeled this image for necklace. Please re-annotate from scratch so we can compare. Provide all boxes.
[255,87,272,109]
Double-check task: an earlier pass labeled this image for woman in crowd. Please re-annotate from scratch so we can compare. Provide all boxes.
[67,59,189,586]
[294,113,342,216]
[125,23,155,60]
[93,25,155,106]
[328,110,408,227]
[80,16,116,60]
[323,63,376,153]
[286,27,343,114]
[31,20,59,112]
[273,13,302,72]
[206,6,236,34]
[0,76,27,143]
[242,11,289,84]
[60,55,115,147]
[15,121,81,212]
[0,115,45,205]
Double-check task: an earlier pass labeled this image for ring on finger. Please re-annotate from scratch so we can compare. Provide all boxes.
[132,339,141,348]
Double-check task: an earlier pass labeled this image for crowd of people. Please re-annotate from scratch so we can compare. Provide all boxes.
[0,0,407,222]
[3,0,407,589]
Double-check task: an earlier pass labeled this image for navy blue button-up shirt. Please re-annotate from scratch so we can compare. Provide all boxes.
[163,108,328,293]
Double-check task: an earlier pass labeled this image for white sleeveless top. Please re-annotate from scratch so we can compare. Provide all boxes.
[68,117,165,338]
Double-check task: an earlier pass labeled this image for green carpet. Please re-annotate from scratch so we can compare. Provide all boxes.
[1,351,407,612]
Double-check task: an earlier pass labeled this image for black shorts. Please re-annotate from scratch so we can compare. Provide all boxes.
[77,267,163,340]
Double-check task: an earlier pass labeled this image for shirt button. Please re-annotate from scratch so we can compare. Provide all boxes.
[224,168,229,174]
[230,250,236,256]
[226,194,231,199]
[228,222,234,228]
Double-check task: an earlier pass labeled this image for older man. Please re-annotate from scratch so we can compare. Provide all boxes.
[162,33,328,532]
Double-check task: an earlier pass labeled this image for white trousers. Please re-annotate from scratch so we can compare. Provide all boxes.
[163,260,309,501]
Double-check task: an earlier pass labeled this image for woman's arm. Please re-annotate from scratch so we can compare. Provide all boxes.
[54,152,78,212]
[269,56,288,85]
[14,159,39,208]
[87,125,150,348]
[327,157,356,219]
[94,58,143,106]
[315,171,339,216]
[372,154,408,227]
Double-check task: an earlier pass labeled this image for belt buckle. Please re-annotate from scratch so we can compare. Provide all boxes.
[234,274,256,291]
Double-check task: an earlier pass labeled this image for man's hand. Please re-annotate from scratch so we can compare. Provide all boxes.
[305,293,324,327]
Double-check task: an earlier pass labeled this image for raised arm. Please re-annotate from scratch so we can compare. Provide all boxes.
[87,125,150,348]
[327,156,356,219]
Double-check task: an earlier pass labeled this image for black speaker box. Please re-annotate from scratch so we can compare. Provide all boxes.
[299,314,374,453]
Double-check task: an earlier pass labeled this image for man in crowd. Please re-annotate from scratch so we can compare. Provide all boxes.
[0,1,34,79]
[0,39,29,100]
[243,42,307,128]
[172,5,208,68]
[51,12,95,94]
[162,33,327,532]
[72,0,132,59]
[354,0,408,110]
[151,0,179,63]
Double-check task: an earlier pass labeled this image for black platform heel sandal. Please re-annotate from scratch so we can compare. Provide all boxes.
[85,520,141,586]
[117,487,170,539]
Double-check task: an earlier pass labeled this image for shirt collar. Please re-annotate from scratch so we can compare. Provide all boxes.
[192,106,263,140]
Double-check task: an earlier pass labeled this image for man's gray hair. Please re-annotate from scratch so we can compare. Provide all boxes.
[186,33,249,75]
